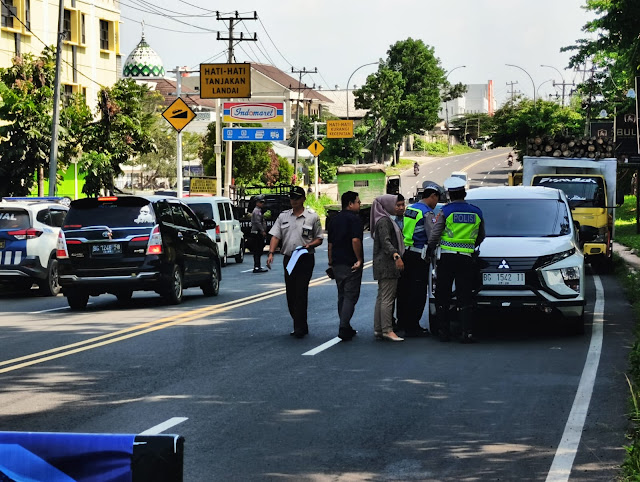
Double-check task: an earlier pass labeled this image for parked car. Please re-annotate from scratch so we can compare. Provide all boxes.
[432,186,586,334]
[0,197,69,296]
[183,196,244,266]
[449,171,469,190]
[58,195,221,309]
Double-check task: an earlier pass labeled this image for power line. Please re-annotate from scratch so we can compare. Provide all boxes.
[131,0,216,17]
[257,16,294,68]
[120,15,215,34]
[121,0,220,32]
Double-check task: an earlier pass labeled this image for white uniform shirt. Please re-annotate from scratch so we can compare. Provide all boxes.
[269,207,322,256]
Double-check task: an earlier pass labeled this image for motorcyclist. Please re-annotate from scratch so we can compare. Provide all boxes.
[413,162,419,176]
[507,152,514,167]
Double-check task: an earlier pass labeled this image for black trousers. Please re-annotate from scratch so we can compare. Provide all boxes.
[251,233,265,268]
[435,253,475,335]
[283,253,315,334]
[396,250,429,332]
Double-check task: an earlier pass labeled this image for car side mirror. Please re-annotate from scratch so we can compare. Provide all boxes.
[202,219,216,230]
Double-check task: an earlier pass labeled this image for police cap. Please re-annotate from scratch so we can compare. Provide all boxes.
[421,181,442,198]
[444,176,466,192]
[254,194,266,202]
[289,186,306,199]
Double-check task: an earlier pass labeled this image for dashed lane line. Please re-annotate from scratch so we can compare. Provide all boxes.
[139,417,189,435]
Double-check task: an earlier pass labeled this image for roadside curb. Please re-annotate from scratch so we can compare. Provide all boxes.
[613,241,640,272]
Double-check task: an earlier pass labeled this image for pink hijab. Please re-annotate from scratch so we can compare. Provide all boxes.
[370,194,405,255]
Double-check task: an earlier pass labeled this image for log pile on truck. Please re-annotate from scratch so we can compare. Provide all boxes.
[526,135,614,159]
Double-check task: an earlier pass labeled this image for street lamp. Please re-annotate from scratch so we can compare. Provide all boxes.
[537,79,553,101]
[346,62,378,120]
[445,65,466,153]
[506,63,536,104]
[541,64,568,106]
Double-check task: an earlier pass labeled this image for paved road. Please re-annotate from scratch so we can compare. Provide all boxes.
[0,152,632,481]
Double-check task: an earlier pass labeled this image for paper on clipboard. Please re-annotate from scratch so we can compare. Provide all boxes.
[286,246,308,274]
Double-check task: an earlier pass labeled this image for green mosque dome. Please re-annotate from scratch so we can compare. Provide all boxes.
[123,35,165,78]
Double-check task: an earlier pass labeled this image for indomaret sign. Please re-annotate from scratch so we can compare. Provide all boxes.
[200,63,251,99]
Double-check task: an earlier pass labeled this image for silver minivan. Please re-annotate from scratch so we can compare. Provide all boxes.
[183,196,244,266]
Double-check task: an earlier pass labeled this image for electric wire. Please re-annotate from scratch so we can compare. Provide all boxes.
[128,0,216,18]
[120,15,215,34]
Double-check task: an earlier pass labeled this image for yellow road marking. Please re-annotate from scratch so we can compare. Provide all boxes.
[459,152,506,173]
[0,261,374,374]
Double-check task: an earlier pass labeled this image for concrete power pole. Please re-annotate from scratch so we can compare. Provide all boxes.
[290,67,317,184]
[216,11,257,196]
[506,81,519,103]
[47,0,66,196]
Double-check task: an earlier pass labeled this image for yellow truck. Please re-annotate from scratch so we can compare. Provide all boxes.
[522,156,624,272]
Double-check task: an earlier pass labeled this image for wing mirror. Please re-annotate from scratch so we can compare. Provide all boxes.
[202,218,217,230]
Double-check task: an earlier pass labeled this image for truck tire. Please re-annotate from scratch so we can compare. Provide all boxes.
[163,264,184,305]
[234,240,245,263]
[67,292,89,310]
[201,260,220,296]
[38,258,61,297]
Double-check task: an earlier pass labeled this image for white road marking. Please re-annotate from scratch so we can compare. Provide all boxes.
[139,417,189,435]
[30,303,93,314]
[546,274,604,482]
[302,337,342,356]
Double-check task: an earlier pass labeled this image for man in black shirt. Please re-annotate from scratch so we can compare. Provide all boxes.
[328,191,364,341]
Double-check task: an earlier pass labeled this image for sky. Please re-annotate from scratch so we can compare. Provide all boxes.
[119,0,595,105]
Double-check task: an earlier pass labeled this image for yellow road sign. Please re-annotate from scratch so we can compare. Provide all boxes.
[162,98,196,133]
[327,119,354,138]
[200,63,251,99]
[307,140,324,157]
[189,177,217,194]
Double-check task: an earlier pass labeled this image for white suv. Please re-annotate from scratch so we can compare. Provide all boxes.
[464,186,585,333]
[0,197,69,295]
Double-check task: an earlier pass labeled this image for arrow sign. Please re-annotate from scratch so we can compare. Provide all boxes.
[307,140,324,157]
[162,98,196,133]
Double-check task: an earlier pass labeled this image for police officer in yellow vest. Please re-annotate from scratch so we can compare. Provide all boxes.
[395,182,441,337]
[428,177,485,343]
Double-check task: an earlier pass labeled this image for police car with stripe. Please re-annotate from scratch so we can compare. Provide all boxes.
[0,197,69,295]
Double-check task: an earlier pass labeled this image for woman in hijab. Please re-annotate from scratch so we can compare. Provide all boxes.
[370,194,405,341]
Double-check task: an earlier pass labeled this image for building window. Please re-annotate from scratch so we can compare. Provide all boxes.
[63,9,71,40]
[100,19,109,50]
[1,0,16,29]
[24,0,29,29]
[81,14,85,44]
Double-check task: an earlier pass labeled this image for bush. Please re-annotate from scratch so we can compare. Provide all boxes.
[304,194,334,219]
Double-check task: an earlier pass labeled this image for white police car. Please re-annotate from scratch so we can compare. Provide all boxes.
[0,197,69,295]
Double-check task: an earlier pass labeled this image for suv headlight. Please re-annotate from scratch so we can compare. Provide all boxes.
[535,248,575,269]
[542,266,581,296]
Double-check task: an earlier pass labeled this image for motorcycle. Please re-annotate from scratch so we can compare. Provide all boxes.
[413,165,419,176]
[507,157,513,168]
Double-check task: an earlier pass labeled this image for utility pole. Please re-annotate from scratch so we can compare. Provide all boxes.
[175,66,183,198]
[47,0,65,196]
[576,63,596,136]
[506,80,519,103]
[291,67,317,182]
[552,80,575,107]
[312,121,326,200]
[216,11,257,195]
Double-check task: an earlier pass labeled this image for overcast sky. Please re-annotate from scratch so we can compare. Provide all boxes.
[120,0,595,105]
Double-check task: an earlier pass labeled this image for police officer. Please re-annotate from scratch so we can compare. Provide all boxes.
[428,177,485,343]
[251,195,268,273]
[267,186,323,338]
[395,182,441,337]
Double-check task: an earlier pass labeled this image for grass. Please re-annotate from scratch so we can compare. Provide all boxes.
[617,195,640,253]
[614,195,640,478]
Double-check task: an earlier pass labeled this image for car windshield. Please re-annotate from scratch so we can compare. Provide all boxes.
[64,198,156,228]
[469,199,571,237]
[532,176,605,208]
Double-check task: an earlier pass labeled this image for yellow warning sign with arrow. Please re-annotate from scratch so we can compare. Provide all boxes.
[307,140,324,157]
[162,97,196,133]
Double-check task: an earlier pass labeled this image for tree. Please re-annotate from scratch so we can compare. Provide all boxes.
[449,113,495,143]
[490,98,583,157]
[562,0,640,116]
[0,48,90,196]
[355,38,446,163]
[80,79,156,196]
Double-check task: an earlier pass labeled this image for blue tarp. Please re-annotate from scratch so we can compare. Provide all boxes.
[0,432,135,482]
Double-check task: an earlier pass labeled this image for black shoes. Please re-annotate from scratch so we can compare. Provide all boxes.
[253,267,268,273]
[403,327,431,338]
[338,327,357,341]
[460,332,476,344]
[290,328,308,338]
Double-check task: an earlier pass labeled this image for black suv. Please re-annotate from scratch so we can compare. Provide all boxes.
[58,195,221,310]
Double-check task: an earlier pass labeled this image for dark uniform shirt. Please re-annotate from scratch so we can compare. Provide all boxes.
[328,210,363,266]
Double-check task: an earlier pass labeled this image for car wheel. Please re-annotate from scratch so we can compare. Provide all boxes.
[202,260,220,296]
[221,245,228,267]
[565,311,585,335]
[234,241,245,263]
[38,258,61,297]
[115,290,133,303]
[163,264,183,305]
[67,291,89,310]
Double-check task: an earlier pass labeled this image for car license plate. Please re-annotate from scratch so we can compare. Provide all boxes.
[92,243,122,255]
[482,272,525,286]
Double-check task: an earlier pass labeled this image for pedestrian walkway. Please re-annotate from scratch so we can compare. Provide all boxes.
[614,241,640,272]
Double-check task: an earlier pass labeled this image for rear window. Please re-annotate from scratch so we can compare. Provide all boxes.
[187,203,214,221]
[469,199,571,237]
[64,198,156,228]
[532,176,605,208]
[0,209,30,229]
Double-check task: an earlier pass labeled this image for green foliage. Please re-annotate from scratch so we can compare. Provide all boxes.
[292,115,316,148]
[562,0,640,117]
[277,156,294,184]
[450,113,495,142]
[304,193,335,219]
[80,151,116,196]
[615,196,640,253]
[355,38,446,162]
[0,48,90,196]
[490,98,583,156]
[81,79,157,196]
